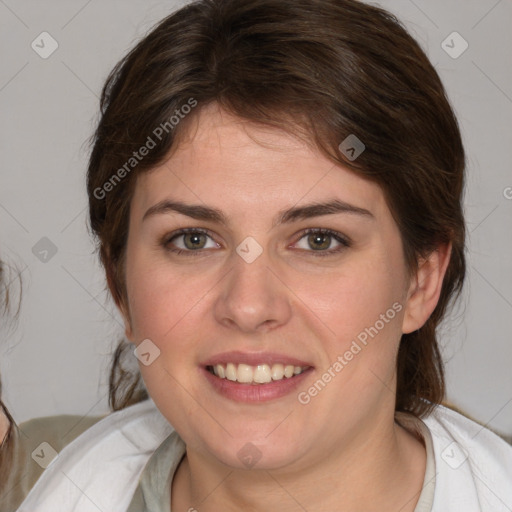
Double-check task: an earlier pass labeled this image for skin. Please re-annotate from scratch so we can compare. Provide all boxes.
[119,102,451,511]
[0,406,8,445]
[0,378,9,445]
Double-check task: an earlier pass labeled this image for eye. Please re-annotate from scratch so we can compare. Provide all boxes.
[162,228,220,255]
[161,227,351,257]
[292,228,351,256]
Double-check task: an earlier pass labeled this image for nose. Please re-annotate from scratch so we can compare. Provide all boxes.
[213,249,292,334]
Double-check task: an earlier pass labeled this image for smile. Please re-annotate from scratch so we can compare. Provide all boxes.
[202,351,313,402]
[207,363,308,384]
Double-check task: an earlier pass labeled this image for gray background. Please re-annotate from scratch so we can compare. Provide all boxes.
[0,0,511,437]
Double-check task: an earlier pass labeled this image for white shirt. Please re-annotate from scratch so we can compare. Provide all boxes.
[17,400,512,512]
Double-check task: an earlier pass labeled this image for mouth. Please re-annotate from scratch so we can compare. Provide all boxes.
[201,352,313,403]
[206,363,308,384]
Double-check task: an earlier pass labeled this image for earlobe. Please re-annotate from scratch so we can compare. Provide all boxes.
[124,322,134,343]
[110,294,134,342]
[112,296,134,342]
[402,243,452,334]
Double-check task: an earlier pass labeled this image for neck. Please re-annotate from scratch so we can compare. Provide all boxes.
[172,411,426,512]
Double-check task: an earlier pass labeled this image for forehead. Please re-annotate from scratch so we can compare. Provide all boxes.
[132,104,386,220]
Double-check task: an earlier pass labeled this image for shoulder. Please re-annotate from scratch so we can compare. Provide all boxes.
[0,414,103,511]
[423,404,512,511]
[20,413,104,448]
[424,403,512,466]
[18,400,173,512]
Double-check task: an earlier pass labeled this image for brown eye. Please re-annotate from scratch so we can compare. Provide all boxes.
[293,229,351,256]
[307,233,332,251]
[182,232,208,250]
[163,228,219,254]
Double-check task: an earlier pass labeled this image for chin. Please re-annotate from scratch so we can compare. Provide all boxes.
[192,428,307,472]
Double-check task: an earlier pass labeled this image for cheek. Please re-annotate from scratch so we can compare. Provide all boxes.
[125,257,205,342]
[299,263,406,409]
[295,253,406,348]
[126,262,207,415]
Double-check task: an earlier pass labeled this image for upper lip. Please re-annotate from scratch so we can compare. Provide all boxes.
[202,351,313,368]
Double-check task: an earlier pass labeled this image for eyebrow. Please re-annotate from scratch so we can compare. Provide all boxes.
[142,198,374,227]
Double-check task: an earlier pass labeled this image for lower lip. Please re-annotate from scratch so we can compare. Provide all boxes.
[202,367,313,403]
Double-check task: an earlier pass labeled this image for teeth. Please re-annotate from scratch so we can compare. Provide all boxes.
[271,363,284,380]
[253,364,271,383]
[237,364,253,383]
[216,364,225,379]
[212,363,306,384]
[226,363,237,381]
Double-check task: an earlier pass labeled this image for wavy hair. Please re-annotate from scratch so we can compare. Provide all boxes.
[0,260,22,493]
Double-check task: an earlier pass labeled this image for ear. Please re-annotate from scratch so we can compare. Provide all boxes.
[119,301,134,343]
[402,243,452,334]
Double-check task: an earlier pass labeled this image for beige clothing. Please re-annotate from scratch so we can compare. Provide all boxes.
[0,415,102,511]
[127,412,436,512]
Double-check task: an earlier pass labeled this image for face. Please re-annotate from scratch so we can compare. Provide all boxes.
[122,103,418,471]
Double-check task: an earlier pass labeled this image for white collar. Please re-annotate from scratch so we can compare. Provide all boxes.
[18,400,172,512]
[19,402,512,512]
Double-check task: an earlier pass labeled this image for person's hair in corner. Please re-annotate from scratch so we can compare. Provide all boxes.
[0,383,16,493]
[91,0,466,417]
[108,339,148,411]
[0,259,22,492]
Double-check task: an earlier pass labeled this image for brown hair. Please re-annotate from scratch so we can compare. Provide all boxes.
[0,388,16,494]
[88,0,466,417]
[108,338,148,411]
[0,260,22,492]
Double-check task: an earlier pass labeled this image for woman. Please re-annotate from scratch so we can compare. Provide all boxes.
[0,260,103,511]
[18,0,512,510]
[0,261,144,510]
[0,260,18,489]
[0,377,17,499]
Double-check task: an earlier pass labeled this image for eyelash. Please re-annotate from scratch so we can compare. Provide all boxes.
[161,227,351,257]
